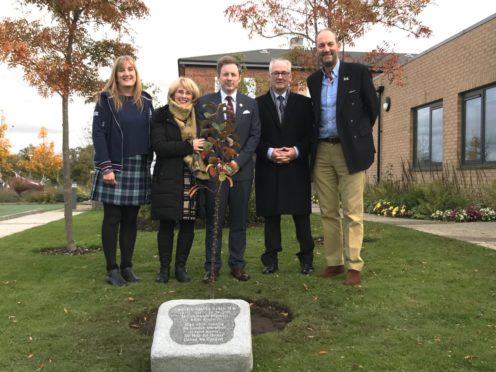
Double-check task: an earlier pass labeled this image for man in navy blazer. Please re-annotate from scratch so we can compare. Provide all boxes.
[307,29,379,286]
[197,56,261,283]
[255,58,314,275]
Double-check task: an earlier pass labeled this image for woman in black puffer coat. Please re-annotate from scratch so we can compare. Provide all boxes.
[150,77,208,283]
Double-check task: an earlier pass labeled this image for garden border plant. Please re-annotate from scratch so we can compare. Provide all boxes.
[365,160,496,222]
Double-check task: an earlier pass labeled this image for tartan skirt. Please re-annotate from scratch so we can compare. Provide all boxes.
[182,166,197,221]
[91,154,151,206]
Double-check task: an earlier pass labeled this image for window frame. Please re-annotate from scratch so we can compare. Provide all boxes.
[461,83,496,166]
[413,100,444,169]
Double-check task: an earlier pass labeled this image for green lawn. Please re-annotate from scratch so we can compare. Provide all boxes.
[0,203,63,218]
[0,211,495,371]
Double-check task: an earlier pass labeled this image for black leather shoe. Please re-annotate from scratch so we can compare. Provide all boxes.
[262,264,278,274]
[300,264,314,275]
[121,267,140,282]
[156,267,170,283]
[175,267,191,283]
[106,269,126,286]
[230,268,250,281]
[202,270,219,284]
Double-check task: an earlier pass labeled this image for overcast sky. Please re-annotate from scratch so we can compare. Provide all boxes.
[1,0,495,153]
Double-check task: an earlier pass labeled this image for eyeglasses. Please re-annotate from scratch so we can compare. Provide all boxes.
[271,71,291,77]
[175,89,193,96]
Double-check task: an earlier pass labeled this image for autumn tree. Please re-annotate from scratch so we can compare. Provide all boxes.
[0,109,12,177]
[22,127,63,184]
[225,0,433,83]
[0,0,149,250]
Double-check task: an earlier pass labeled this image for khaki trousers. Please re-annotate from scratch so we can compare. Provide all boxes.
[313,142,365,271]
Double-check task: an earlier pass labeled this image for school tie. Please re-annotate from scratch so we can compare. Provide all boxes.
[225,96,235,123]
[277,95,285,122]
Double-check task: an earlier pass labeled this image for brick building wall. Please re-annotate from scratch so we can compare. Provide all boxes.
[370,15,496,187]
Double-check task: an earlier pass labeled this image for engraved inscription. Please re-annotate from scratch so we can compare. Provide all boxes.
[169,303,240,345]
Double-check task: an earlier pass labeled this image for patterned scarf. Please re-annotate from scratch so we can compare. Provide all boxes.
[168,97,209,180]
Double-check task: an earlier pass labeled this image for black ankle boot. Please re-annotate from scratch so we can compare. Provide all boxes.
[156,266,170,283]
[175,267,191,283]
[121,267,140,282]
[106,268,127,286]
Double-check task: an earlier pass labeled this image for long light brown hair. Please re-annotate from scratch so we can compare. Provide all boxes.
[100,55,144,111]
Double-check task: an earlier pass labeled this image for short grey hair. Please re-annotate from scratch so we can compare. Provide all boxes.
[269,58,292,74]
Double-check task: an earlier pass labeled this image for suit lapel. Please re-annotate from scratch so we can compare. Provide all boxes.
[262,91,281,127]
[234,92,243,128]
[212,92,224,124]
[336,62,349,113]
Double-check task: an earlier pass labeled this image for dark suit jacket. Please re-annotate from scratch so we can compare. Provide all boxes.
[307,62,380,174]
[255,91,313,216]
[197,91,261,181]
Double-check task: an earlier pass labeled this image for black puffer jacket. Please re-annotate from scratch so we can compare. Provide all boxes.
[150,105,194,221]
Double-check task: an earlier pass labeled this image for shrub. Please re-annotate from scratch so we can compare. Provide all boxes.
[431,206,496,222]
[0,189,20,203]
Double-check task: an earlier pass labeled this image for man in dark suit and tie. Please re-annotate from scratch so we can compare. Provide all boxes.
[197,55,261,282]
[255,58,314,275]
[307,29,379,286]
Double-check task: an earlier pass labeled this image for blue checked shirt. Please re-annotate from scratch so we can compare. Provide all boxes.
[319,60,340,138]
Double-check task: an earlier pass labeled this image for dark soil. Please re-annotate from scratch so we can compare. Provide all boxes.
[41,245,100,256]
[129,298,293,336]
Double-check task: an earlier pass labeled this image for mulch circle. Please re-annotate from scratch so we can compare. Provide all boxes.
[129,298,293,336]
[40,246,100,256]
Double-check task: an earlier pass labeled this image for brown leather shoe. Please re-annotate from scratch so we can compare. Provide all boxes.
[318,265,345,278]
[344,270,361,286]
[230,268,250,281]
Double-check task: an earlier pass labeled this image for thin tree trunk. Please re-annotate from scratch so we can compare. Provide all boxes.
[209,179,222,299]
[62,94,76,251]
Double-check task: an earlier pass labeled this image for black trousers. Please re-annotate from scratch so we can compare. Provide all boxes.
[101,203,140,271]
[261,214,314,267]
[157,219,195,269]
[204,178,252,271]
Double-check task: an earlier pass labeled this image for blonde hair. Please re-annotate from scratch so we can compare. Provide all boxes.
[168,77,201,103]
[101,55,144,111]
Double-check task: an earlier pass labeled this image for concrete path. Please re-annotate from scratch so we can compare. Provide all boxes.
[0,204,90,239]
[364,213,496,250]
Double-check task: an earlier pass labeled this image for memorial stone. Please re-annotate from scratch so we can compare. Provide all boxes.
[151,299,252,372]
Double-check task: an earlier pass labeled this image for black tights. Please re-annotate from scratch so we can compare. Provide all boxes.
[102,203,140,271]
[157,219,195,268]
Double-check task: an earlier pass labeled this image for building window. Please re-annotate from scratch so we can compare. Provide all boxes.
[413,101,443,168]
[462,85,496,164]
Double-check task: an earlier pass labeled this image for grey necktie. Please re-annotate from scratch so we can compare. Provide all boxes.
[277,95,285,122]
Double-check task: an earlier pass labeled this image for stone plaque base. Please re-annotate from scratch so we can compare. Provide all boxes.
[150,299,252,372]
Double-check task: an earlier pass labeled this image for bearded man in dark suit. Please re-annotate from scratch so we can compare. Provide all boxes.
[197,55,261,283]
[307,29,379,286]
[255,58,315,275]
